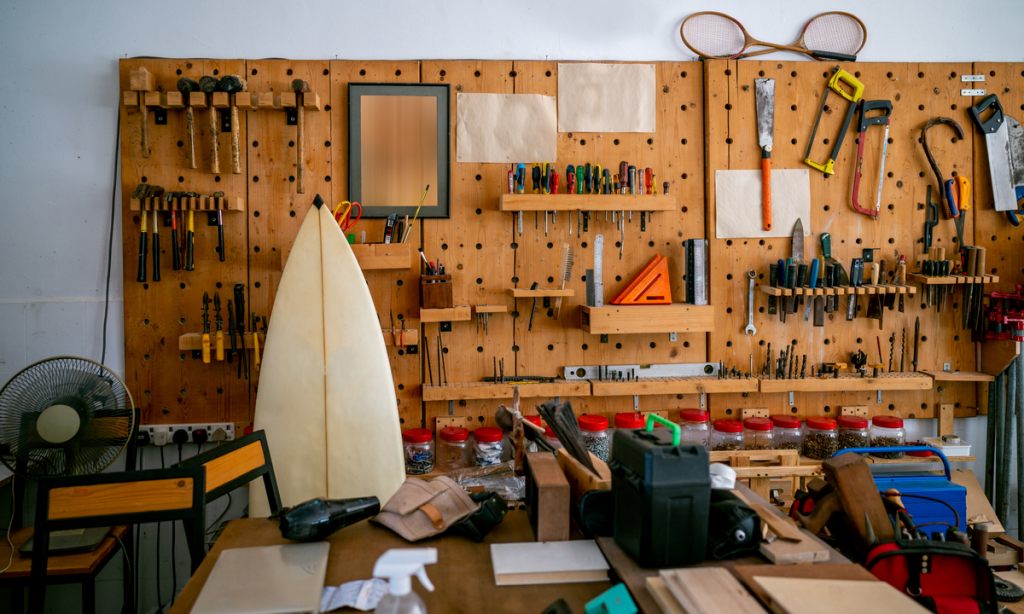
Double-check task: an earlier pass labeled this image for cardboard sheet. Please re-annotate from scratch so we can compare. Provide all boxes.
[715,169,812,239]
[557,63,656,133]
[456,93,556,163]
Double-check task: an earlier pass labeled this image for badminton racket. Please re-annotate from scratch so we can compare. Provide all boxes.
[681,12,866,62]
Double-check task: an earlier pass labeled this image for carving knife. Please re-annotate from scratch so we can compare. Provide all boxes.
[913,316,920,372]
[755,78,775,231]
[768,262,779,315]
[792,218,805,311]
[846,258,863,321]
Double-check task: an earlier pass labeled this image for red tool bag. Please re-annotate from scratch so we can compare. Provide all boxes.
[866,539,998,614]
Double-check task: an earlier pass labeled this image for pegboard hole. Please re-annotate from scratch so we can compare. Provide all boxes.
[726,341,733,347]
[324,176,331,182]
[919,105,925,111]
[681,138,687,145]
[254,282,261,288]
[758,70,765,77]
[824,205,830,212]
[726,409,733,416]
[649,241,655,247]
[545,70,552,77]
[476,278,483,285]
[726,307,733,314]
[548,242,554,249]
[359,69,366,76]
[951,104,958,111]
[509,70,517,77]
[581,242,588,248]
[791,104,797,111]
[726,240,733,247]
[580,139,586,145]
[823,138,830,145]
[289,176,295,182]
[615,275,622,282]
[791,71,797,77]
[179,284,186,291]
[614,139,620,145]
[474,174,482,181]
[680,71,688,78]
[823,339,830,345]
[510,242,518,249]
[886,72,893,78]
[888,204,894,211]
[177,140,184,147]
[476,208,482,215]
[647,138,653,145]
[791,138,797,145]
[918,72,925,78]
[253,176,259,182]
[725,103,732,110]
[396,279,403,286]
[547,345,554,351]
[888,238,895,244]
[439,70,446,76]
[289,141,295,147]
[650,342,657,349]
[441,243,448,250]
[290,211,296,217]
[582,344,588,350]
[547,276,554,283]
[474,70,481,77]
[954,335,960,341]
[856,238,863,244]
[395,69,402,76]
[680,104,687,111]
[921,336,928,342]
[144,354,150,361]
[286,69,293,75]
[212,69,218,76]
[990,70,996,77]
[726,138,733,144]
[324,141,331,147]
[475,243,482,250]
[511,276,519,283]
[725,69,732,76]
[615,343,622,349]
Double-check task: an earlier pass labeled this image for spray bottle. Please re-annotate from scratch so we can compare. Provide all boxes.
[373,548,437,614]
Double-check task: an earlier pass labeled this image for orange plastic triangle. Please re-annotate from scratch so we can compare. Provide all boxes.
[610,254,673,305]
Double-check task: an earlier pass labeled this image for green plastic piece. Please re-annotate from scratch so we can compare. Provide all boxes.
[645,413,680,446]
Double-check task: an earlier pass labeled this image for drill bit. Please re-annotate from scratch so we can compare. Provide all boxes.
[800,355,806,379]
[900,327,906,372]
[788,340,796,379]
[888,333,895,373]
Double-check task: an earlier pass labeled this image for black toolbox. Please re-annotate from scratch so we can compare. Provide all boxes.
[609,416,710,567]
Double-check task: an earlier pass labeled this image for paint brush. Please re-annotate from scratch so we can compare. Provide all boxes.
[402,185,430,243]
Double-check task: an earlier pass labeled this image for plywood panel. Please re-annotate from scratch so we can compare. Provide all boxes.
[120,58,250,425]
[705,61,977,421]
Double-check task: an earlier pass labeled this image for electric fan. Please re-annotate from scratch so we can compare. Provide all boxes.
[0,356,135,478]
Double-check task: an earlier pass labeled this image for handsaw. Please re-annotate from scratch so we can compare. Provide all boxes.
[755,78,775,232]
[792,219,805,312]
[969,95,1018,211]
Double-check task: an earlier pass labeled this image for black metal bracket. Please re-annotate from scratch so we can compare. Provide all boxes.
[286,108,298,126]
[600,334,609,344]
[405,344,418,354]
[543,297,551,308]
[192,350,202,359]
[440,321,452,332]
[154,107,168,125]
[221,111,232,133]
[207,212,219,226]
[163,212,174,227]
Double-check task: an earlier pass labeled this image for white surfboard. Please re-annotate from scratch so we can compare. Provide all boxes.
[249,197,405,517]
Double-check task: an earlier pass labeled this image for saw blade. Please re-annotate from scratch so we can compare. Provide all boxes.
[755,78,775,151]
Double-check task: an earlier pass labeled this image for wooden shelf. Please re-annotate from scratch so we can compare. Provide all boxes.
[475,305,508,313]
[580,304,714,335]
[131,197,244,212]
[509,288,574,298]
[758,284,916,297]
[923,370,995,383]
[383,329,419,347]
[499,194,675,212]
[179,332,264,350]
[981,339,1021,377]
[422,380,589,402]
[420,306,472,323]
[758,372,933,393]
[235,91,321,112]
[908,273,999,285]
[590,376,757,397]
[350,243,412,270]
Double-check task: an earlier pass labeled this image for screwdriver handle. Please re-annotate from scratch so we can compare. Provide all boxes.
[171,212,181,271]
[202,333,211,363]
[185,211,195,271]
[215,330,225,361]
[252,319,262,372]
[218,211,226,262]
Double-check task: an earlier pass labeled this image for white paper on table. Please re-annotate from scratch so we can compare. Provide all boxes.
[456,93,557,163]
[715,169,812,239]
[320,578,389,612]
[557,63,656,133]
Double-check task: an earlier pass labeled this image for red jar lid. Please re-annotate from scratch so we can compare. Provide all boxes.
[579,415,609,432]
[474,427,503,443]
[906,442,933,457]
[837,415,868,429]
[713,419,743,433]
[544,425,556,438]
[402,428,433,443]
[771,415,801,429]
[614,413,645,429]
[524,416,542,427]
[873,416,904,429]
[806,416,837,431]
[743,417,773,431]
[680,409,710,423]
[439,426,468,442]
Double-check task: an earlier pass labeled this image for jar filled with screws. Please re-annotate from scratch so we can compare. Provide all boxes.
[803,417,838,460]
[770,415,803,450]
[472,427,504,467]
[578,414,610,462]
[402,428,435,475]
[679,409,711,450]
[837,415,870,452]
[436,426,470,472]
[711,419,744,451]
[743,417,774,450]
[870,416,906,459]
[611,413,645,458]
[544,424,564,450]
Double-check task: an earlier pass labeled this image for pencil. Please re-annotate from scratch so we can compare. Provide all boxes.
[402,185,430,243]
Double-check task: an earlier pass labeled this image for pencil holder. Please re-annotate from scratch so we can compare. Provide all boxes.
[421,275,453,309]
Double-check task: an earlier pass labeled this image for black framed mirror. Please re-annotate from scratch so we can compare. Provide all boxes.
[348,83,450,219]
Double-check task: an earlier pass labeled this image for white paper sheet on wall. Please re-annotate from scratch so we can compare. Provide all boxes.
[557,63,656,133]
[456,93,557,163]
[715,169,812,239]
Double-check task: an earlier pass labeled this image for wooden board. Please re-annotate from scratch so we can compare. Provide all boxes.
[660,568,764,614]
[758,373,933,393]
[590,376,757,397]
[580,304,715,334]
[752,577,931,614]
[733,564,877,614]
[249,203,404,517]
[422,380,588,401]
[645,577,687,614]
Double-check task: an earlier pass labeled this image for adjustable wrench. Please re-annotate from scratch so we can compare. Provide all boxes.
[745,270,757,336]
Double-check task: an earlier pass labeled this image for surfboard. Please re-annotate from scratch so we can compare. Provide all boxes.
[249,196,405,517]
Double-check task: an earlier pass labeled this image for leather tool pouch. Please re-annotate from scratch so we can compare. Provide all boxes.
[372,476,479,542]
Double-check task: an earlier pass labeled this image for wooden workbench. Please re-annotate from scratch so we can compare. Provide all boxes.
[167,509,610,613]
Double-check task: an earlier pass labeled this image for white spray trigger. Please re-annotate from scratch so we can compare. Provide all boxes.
[416,568,434,592]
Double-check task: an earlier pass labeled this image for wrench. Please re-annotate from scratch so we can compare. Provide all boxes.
[745,270,757,336]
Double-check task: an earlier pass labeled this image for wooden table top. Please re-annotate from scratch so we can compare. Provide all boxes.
[0,524,129,579]
[168,508,611,614]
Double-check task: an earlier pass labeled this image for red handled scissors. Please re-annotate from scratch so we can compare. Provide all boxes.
[332,201,361,232]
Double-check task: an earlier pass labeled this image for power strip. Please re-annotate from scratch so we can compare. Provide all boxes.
[142,422,236,445]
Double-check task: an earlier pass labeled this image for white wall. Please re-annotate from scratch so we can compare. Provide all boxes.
[2,0,1024,611]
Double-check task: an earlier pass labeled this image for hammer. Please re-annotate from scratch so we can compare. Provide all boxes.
[177,77,200,169]
[218,75,247,174]
[292,79,310,194]
[129,67,155,158]
[199,76,220,174]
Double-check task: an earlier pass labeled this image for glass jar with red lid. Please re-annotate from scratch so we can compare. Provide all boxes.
[544,424,564,450]
[402,428,435,474]
[803,417,838,460]
[837,415,870,451]
[870,416,906,459]
[711,419,743,451]
[579,414,610,461]
[770,415,802,450]
[473,427,504,467]
[679,409,711,450]
[743,417,774,450]
[611,413,644,458]
[437,426,470,472]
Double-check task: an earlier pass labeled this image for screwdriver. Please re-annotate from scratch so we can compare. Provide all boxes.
[227,299,236,364]
[566,165,576,194]
[584,163,592,193]
[214,292,225,361]
[619,162,628,194]
[532,164,541,193]
[603,169,611,194]
[593,165,602,194]
[575,166,584,194]
[136,206,148,283]
[151,209,161,282]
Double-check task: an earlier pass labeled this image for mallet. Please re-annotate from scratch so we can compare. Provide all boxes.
[199,76,220,174]
[177,77,200,169]
[218,75,247,174]
[129,67,155,158]
[292,79,310,194]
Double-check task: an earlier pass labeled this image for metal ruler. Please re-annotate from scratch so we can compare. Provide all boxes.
[593,234,604,307]
[563,362,719,380]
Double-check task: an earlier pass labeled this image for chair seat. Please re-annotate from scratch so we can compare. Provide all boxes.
[0,524,129,579]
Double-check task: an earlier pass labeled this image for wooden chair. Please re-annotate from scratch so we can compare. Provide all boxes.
[176,429,283,514]
[27,466,206,612]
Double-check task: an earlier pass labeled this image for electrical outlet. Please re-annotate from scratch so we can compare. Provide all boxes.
[141,422,235,445]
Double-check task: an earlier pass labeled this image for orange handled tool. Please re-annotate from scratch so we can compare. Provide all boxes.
[755,78,775,231]
[762,155,772,231]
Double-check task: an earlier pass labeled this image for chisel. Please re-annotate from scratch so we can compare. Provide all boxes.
[768,262,779,315]
[234,284,248,380]
[814,259,826,327]
[897,256,907,313]
[963,247,977,330]
[972,247,987,331]
[227,299,236,363]
[847,258,863,320]
[783,262,797,323]
[804,258,819,322]
[794,264,807,314]
[201,292,211,364]
[777,259,788,322]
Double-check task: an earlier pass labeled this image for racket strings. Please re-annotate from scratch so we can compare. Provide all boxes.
[682,14,746,58]
[803,14,865,55]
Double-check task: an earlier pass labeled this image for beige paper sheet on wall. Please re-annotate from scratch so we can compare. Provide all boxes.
[715,169,811,239]
[456,93,557,163]
[557,63,656,133]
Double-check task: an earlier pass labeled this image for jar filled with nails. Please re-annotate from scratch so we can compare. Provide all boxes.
[711,419,744,451]
[870,415,906,459]
[402,428,435,475]
[578,414,610,462]
[837,415,870,452]
[770,415,803,450]
[803,417,838,460]
[743,417,774,450]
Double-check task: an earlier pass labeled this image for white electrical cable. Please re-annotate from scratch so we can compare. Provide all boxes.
[0,475,15,574]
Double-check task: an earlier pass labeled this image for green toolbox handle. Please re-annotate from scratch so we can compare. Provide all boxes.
[645,413,681,446]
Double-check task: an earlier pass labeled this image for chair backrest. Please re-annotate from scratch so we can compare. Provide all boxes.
[30,466,206,609]
[176,430,282,513]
